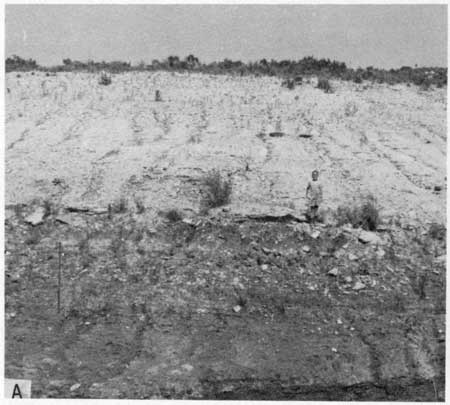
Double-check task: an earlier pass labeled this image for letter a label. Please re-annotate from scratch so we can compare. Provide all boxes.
[4,379,31,398]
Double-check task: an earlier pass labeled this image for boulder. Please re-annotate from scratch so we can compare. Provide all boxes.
[25,207,46,226]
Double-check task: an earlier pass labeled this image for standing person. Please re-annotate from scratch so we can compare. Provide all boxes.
[306,170,323,224]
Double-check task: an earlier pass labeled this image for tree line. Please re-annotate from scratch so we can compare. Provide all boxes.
[6,54,447,87]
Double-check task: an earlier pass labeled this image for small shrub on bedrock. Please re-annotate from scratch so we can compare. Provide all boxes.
[202,170,232,208]
[335,194,380,231]
[98,72,112,86]
[317,77,332,93]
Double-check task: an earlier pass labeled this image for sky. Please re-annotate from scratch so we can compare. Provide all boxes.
[5,4,448,69]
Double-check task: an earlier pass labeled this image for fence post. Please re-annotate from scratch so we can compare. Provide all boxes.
[57,242,62,314]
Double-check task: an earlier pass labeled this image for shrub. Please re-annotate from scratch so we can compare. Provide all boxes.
[317,77,332,93]
[335,194,380,231]
[99,72,112,86]
[202,170,232,208]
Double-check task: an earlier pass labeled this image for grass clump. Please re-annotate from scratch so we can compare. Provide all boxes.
[317,77,332,93]
[99,72,112,86]
[201,170,232,209]
[335,194,380,231]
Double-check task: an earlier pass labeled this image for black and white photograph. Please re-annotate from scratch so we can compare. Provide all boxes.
[3,2,447,400]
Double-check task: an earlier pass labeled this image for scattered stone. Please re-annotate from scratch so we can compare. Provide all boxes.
[334,249,345,259]
[331,347,337,353]
[342,225,354,234]
[344,276,353,284]
[337,318,343,325]
[233,305,242,313]
[261,264,269,271]
[328,267,339,276]
[70,383,81,392]
[48,380,66,389]
[182,218,195,226]
[262,247,272,254]
[358,230,382,244]
[348,253,358,261]
[302,245,311,253]
[376,248,386,258]
[25,207,46,225]
[353,281,366,290]
[89,383,102,393]
[310,230,320,239]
